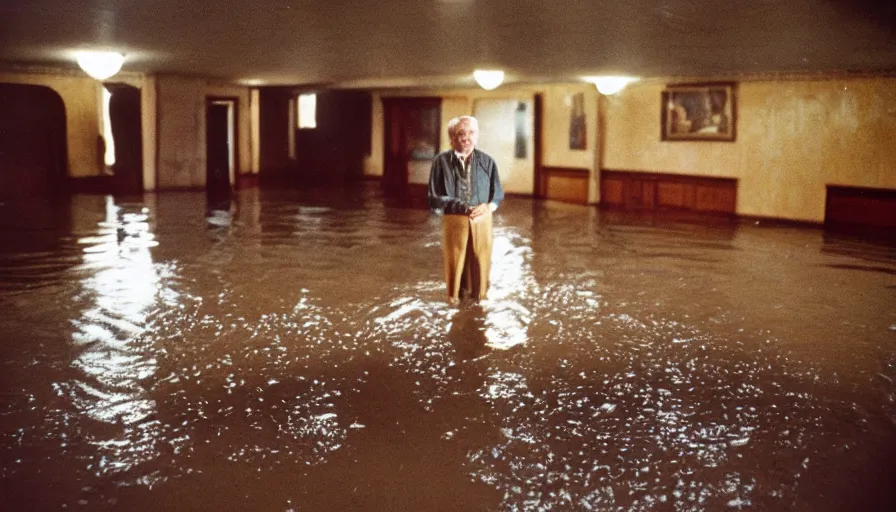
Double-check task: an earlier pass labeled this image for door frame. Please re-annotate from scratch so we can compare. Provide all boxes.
[533,93,544,198]
[205,96,240,188]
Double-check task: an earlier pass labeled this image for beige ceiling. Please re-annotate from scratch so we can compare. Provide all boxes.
[1,0,894,88]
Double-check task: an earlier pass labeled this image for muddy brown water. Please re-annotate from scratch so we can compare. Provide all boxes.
[1,185,895,511]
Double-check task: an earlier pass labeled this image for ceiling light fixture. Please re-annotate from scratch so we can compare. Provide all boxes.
[473,69,504,90]
[585,76,637,95]
[77,51,125,81]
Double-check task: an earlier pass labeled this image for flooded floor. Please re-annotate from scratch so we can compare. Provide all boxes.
[1,184,895,511]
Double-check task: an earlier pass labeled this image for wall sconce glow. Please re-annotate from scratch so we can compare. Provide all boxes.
[585,76,638,95]
[77,51,125,81]
[473,69,505,90]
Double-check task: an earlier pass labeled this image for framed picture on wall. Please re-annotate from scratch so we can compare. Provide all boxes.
[569,92,587,150]
[661,82,736,141]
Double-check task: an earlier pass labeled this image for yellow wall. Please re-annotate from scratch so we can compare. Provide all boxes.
[155,75,253,189]
[472,97,536,194]
[541,85,599,169]
[0,70,102,178]
[0,70,254,191]
[156,75,205,188]
[1,69,159,190]
[602,77,896,222]
[364,83,601,201]
[542,85,600,201]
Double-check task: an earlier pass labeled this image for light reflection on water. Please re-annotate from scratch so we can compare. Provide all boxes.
[65,196,167,484]
[1,186,895,511]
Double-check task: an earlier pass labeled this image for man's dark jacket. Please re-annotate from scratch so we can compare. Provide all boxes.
[427,149,504,215]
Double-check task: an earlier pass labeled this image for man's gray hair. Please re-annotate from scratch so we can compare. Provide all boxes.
[447,116,479,136]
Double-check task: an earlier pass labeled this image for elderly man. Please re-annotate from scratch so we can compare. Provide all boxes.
[427,116,504,303]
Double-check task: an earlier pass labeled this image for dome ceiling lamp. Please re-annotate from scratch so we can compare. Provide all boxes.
[76,51,125,81]
[473,69,505,90]
[584,75,638,95]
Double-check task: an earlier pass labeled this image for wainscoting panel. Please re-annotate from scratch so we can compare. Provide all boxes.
[826,185,896,229]
[540,166,590,204]
[601,170,737,215]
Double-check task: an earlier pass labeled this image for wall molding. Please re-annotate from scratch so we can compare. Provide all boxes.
[630,69,896,86]
[0,63,146,82]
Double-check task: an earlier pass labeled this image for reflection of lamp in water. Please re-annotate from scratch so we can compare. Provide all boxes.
[69,195,165,476]
[75,197,160,422]
[77,51,125,81]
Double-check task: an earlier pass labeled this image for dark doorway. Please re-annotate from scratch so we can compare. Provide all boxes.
[382,97,441,201]
[106,84,143,195]
[293,90,372,185]
[206,98,237,199]
[257,88,294,186]
[0,83,68,200]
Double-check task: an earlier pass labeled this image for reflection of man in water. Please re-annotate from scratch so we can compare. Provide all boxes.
[427,116,504,303]
[447,305,490,360]
[446,305,491,397]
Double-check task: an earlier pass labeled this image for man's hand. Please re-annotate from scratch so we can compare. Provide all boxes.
[469,203,490,220]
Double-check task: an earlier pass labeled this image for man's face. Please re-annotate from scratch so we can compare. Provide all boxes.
[450,121,478,155]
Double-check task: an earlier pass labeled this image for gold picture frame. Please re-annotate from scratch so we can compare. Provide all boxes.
[661,82,736,142]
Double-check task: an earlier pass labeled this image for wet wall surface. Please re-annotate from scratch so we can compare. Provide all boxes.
[1,185,895,511]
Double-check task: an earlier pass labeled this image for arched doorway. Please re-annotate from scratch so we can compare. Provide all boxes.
[0,83,68,200]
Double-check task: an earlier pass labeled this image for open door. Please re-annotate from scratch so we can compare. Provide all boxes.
[107,84,143,195]
[206,98,237,199]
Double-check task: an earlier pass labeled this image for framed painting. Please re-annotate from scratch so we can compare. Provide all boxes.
[661,82,736,141]
[569,92,587,150]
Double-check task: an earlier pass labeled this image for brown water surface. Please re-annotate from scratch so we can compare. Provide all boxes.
[1,186,895,511]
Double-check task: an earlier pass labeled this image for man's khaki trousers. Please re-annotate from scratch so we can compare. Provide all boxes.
[441,212,493,301]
